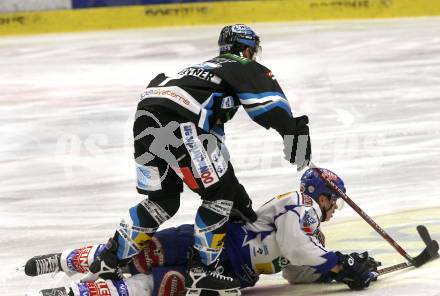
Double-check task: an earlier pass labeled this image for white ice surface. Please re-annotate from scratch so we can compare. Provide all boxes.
[0,18,439,295]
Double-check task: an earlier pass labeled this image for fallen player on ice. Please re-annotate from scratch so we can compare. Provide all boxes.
[24,168,380,296]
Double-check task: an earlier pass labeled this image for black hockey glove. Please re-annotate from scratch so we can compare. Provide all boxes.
[230,184,257,223]
[350,251,382,274]
[283,115,311,171]
[89,237,125,281]
[333,251,374,290]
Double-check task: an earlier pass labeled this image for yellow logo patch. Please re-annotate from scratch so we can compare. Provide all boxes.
[211,233,226,249]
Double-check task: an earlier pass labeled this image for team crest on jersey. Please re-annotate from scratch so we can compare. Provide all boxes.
[302,210,317,234]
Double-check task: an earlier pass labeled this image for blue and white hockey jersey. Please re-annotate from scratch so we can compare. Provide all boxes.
[224,191,338,287]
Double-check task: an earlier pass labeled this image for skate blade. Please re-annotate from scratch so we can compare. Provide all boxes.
[185,288,241,296]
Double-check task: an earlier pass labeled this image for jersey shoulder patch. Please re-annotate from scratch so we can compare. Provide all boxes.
[301,209,320,235]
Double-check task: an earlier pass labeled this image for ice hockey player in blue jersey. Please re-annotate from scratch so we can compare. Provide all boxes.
[25,168,379,296]
[83,23,312,296]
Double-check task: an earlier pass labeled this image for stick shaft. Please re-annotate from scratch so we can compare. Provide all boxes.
[377,262,411,275]
[309,163,413,262]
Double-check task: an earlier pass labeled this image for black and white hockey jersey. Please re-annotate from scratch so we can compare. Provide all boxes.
[138,53,295,138]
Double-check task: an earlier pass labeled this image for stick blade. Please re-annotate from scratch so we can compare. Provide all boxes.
[416,225,439,258]
[417,225,432,245]
[412,239,439,267]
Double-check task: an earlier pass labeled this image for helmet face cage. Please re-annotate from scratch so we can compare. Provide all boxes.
[300,168,346,210]
[218,24,261,60]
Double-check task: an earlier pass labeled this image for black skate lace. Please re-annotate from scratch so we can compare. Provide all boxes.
[36,255,59,275]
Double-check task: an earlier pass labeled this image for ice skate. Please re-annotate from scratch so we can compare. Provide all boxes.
[185,265,241,296]
[185,251,241,296]
[24,253,61,276]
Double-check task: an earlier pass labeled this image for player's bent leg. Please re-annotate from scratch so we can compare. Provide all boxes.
[175,123,243,294]
[24,244,106,277]
[115,192,181,260]
[185,173,242,295]
[98,107,184,262]
[282,265,324,284]
[186,203,241,296]
[89,193,180,280]
[90,165,182,279]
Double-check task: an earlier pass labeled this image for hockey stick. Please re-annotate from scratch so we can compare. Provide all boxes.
[377,239,439,275]
[377,228,439,275]
[308,162,439,268]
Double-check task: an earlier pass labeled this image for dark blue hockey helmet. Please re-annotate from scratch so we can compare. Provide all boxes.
[300,168,346,207]
[218,24,261,59]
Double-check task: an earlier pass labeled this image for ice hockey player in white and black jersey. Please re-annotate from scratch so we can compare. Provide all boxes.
[25,168,379,296]
[83,24,312,296]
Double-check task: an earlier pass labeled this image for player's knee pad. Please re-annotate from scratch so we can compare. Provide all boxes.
[71,273,153,296]
[116,195,180,260]
[198,198,233,217]
[194,199,233,265]
[152,267,186,296]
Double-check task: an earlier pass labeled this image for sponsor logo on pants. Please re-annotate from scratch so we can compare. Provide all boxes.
[180,122,219,188]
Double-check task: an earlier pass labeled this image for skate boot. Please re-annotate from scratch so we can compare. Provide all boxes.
[89,237,124,280]
[39,287,73,296]
[185,250,241,296]
[24,253,61,276]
